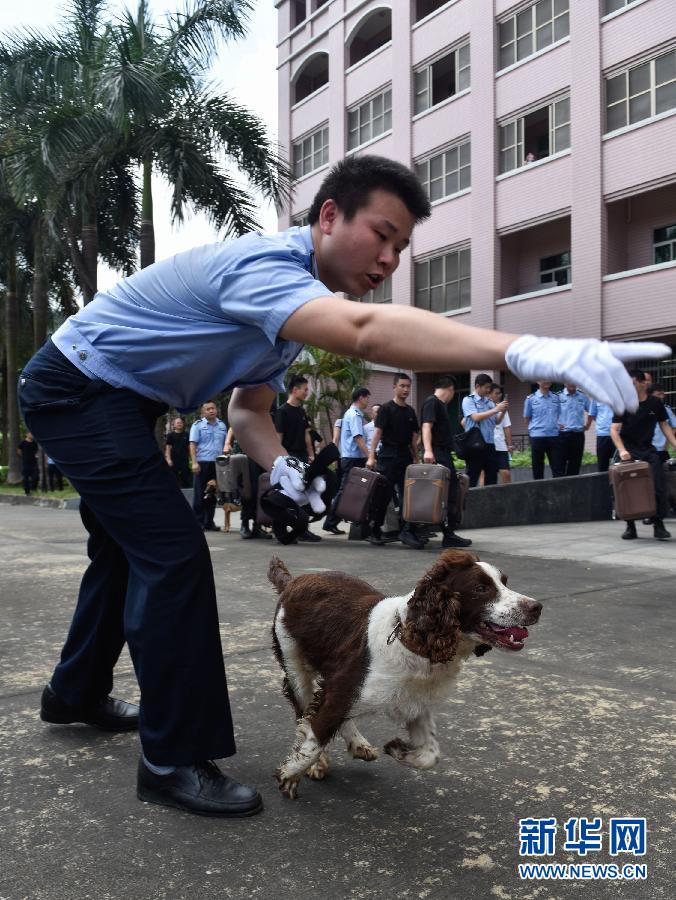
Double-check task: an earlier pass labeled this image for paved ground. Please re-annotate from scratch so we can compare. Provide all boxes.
[0,505,674,900]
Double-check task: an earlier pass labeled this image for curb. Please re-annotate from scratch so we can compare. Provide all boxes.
[0,494,80,510]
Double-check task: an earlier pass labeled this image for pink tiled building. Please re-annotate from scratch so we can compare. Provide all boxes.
[276,0,676,439]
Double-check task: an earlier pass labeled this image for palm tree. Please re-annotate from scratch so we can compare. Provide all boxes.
[289,348,372,436]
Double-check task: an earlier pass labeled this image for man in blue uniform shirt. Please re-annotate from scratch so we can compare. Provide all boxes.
[461,373,507,487]
[588,399,615,472]
[189,401,228,531]
[17,154,668,817]
[557,383,592,476]
[524,381,565,480]
[323,386,370,533]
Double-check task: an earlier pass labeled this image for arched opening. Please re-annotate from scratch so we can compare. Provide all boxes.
[347,8,392,67]
[293,53,329,104]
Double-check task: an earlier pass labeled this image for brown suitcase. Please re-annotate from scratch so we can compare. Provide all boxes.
[255,472,273,526]
[608,461,656,521]
[402,464,450,524]
[335,467,387,524]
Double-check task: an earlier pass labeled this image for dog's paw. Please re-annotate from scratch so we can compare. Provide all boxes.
[349,743,379,762]
[221,527,230,533]
[275,769,301,799]
[305,751,330,780]
[383,738,412,760]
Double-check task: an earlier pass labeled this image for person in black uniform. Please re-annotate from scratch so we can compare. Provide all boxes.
[611,369,676,541]
[164,417,191,487]
[421,375,472,549]
[274,374,321,542]
[17,432,40,495]
[366,372,423,549]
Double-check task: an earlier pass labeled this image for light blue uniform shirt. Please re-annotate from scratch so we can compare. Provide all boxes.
[363,419,375,453]
[189,417,228,462]
[462,394,497,445]
[51,226,329,412]
[588,400,614,437]
[340,406,367,459]
[524,390,561,438]
[653,404,676,451]
[558,389,590,432]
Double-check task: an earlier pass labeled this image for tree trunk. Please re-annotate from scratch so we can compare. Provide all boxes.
[32,220,49,351]
[81,201,98,304]
[0,339,7,465]
[5,249,22,484]
[140,156,155,269]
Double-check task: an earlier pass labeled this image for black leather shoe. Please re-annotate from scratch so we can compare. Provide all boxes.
[251,526,272,540]
[240,521,254,539]
[137,758,263,817]
[653,519,671,541]
[41,684,139,732]
[622,522,638,540]
[322,525,346,535]
[298,530,321,542]
[369,527,385,546]
[442,531,473,548]
[399,529,425,550]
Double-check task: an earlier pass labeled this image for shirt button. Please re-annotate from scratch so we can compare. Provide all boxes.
[78,351,87,361]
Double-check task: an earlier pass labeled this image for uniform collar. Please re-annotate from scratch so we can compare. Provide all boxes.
[299,225,317,277]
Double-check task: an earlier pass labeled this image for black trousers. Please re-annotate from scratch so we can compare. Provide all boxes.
[241,457,265,524]
[193,461,217,527]
[433,446,461,533]
[466,444,498,487]
[596,436,614,473]
[22,464,39,494]
[19,340,235,766]
[371,452,415,530]
[47,462,64,491]
[171,458,192,488]
[531,436,564,480]
[559,431,585,476]
[624,445,669,520]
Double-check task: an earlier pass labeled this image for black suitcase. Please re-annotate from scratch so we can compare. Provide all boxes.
[335,467,387,524]
[215,453,252,500]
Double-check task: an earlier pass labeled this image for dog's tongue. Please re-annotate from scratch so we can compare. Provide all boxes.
[499,626,529,641]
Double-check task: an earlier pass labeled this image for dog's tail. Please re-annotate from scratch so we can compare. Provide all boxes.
[268,556,293,595]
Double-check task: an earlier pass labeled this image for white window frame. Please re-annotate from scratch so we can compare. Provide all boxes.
[539,251,571,286]
[347,87,392,151]
[498,0,569,72]
[415,139,471,202]
[292,211,310,227]
[292,125,329,179]
[499,95,570,174]
[414,247,471,314]
[605,49,676,134]
[654,224,676,265]
[414,41,470,115]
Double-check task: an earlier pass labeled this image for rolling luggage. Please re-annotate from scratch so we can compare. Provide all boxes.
[335,467,387,524]
[215,453,252,500]
[255,472,273,526]
[402,464,450,525]
[608,460,656,521]
[664,458,676,511]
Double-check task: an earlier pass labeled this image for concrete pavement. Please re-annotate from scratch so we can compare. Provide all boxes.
[0,504,673,899]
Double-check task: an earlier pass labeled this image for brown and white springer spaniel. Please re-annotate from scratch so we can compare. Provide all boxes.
[269,549,542,799]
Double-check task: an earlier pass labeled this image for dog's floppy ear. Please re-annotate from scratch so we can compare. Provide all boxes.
[437,548,480,569]
[401,576,462,664]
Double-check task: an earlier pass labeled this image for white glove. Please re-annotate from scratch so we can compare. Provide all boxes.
[505,335,670,413]
[307,476,326,515]
[270,457,326,514]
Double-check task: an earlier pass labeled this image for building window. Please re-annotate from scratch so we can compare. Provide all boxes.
[604,0,638,14]
[606,49,676,132]
[291,0,306,29]
[313,0,329,10]
[292,212,310,227]
[415,140,471,201]
[414,42,470,115]
[499,96,570,174]
[360,275,392,303]
[348,9,392,67]
[414,0,448,22]
[293,53,329,104]
[415,248,471,314]
[654,224,676,264]
[540,251,571,286]
[292,125,329,178]
[347,88,392,150]
[498,0,569,71]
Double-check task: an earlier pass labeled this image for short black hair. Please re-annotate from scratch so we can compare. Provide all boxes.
[474,373,493,388]
[434,375,457,390]
[393,372,411,385]
[308,155,431,225]
[627,368,647,382]
[352,387,371,402]
[287,375,308,391]
[490,383,503,396]
[648,383,664,394]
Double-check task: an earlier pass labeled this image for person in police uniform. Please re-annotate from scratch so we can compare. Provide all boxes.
[524,381,564,480]
[557,383,592,476]
[16,154,666,819]
[588,399,615,472]
[189,401,228,531]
